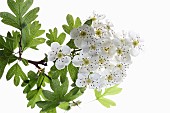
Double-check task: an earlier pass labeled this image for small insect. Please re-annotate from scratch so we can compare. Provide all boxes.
[69,100,82,107]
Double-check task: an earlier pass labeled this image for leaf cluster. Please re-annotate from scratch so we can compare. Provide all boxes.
[95,85,122,108]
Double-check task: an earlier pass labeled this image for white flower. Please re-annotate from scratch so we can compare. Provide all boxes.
[113,31,131,46]
[70,24,95,48]
[101,39,116,58]
[115,44,131,63]
[76,72,101,89]
[115,62,130,78]
[72,51,98,72]
[128,32,144,56]
[94,26,109,38]
[89,11,106,21]
[48,42,71,70]
[101,69,123,86]
[96,55,114,71]
[81,37,101,56]
[104,19,114,31]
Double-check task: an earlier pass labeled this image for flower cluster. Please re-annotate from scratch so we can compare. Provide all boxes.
[48,11,144,90]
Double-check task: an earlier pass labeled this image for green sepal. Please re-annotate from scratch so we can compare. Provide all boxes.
[84,19,92,26]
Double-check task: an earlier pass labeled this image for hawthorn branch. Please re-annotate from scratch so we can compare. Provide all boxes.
[27,59,47,70]
[18,31,22,60]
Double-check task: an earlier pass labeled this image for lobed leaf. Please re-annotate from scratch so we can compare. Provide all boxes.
[0,12,20,29]
[62,24,71,34]
[22,7,39,25]
[74,17,82,28]
[103,85,122,96]
[66,14,74,27]
[98,97,116,108]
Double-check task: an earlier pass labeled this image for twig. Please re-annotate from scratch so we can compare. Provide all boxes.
[18,32,22,60]
[27,59,47,70]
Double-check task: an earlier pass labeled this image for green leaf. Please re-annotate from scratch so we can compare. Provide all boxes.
[50,79,60,93]
[103,85,122,96]
[98,97,116,108]
[26,89,38,100]
[37,101,59,112]
[7,0,33,17]
[22,7,39,24]
[59,67,67,84]
[7,0,19,16]
[6,63,17,80]
[0,58,8,79]
[57,33,66,45]
[66,14,74,27]
[22,21,45,50]
[68,62,78,82]
[94,89,102,99]
[58,102,70,110]
[1,0,38,29]
[14,75,20,86]
[66,39,78,49]
[0,12,20,29]
[84,19,92,26]
[37,73,45,88]
[20,0,33,16]
[42,90,56,101]
[6,63,28,86]
[62,25,71,34]
[94,85,122,108]
[23,79,37,94]
[22,58,29,66]
[74,17,82,28]
[46,28,66,46]
[60,77,69,97]
[15,63,28,81]
[0,36,5,48]
[28,71,37,80]
[27,88,42,108]
[28,38,45,48]
[48,66,60,79]
[46,108,57,113]
[64,87,83,101]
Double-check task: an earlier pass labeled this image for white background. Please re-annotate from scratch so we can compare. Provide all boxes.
[0,0,170,113]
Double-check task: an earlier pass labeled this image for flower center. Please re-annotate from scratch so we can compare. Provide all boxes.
[90,45,96,50]
[117,49,122,55]
[133,40,139,47]
[83,58,90,65]
[106,25,110,30]
[107,75,113,81]
[120,39,125,43]
[57,52,63,59]
[80,31,87,37]
[117,64,122,69]
[92,17,97,21]
[86,78,92,84]
[104,47,110,52]
[96,30,102,36]
[99,58,105,64]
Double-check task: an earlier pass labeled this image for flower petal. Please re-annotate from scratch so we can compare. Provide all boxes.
[76,79,86,87]
[61,45,71,55]
[51,42,61,52]
[48,51,56,61]
[70,28,79,39]
[130,48,140,57]
[72,55,82,67]
[63,56,71,66]
[55,60,65,70]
